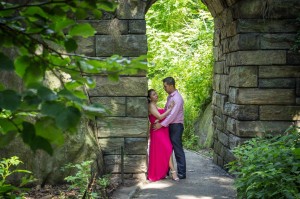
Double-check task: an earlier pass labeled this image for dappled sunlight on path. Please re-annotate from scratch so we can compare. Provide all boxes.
[132,150,236,199]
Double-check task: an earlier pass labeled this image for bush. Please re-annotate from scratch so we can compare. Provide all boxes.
[0,156,35,198]
[227,126,300,199]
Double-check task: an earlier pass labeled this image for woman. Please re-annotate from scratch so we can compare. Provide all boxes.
[147,89,179,182]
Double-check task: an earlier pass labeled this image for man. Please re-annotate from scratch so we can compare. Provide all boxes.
[153,77,186,179]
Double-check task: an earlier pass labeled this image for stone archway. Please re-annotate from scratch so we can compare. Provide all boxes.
[202,0,300,167]
[85,0,300,180]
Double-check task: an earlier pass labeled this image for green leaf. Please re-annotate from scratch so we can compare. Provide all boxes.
[41,101,65,117]
[20,122,35,145]
[37,86,57,101]
[21,122,53,155]
[56,106,81,131]
[0,118,17,133]
[23,65,44,86]
[14,56,31,77]
[58,88,83,103]
[0,90,21,111]
[0,52,14,71]
[21,6,48,18]
[54,18,75,32]
[69,23,95,38]
[64,38,78,52]
[98,1,117,12]
[35,118,64,145]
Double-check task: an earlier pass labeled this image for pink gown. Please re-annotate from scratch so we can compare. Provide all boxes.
[148,109,173,181]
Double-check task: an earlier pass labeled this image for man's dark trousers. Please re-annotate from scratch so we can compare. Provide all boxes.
[169,123,186,178]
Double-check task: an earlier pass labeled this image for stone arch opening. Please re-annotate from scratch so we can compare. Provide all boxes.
[90,0,300,182]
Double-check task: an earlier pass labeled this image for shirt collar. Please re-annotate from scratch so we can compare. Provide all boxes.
[169,89,177,97]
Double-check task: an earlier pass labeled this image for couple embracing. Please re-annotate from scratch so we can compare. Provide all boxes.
[147,77,186,182]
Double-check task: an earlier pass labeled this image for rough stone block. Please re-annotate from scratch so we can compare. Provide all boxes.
[127,97,148,117]
[98,138,124,155]
[227,119,293,138]
[88,76,148,97]
[90,97,126,116]
[85,20,128,35]
[75,37,95,56]
[229,88,295,105]
[237,19,297,33]
[213,115,227,131]
[129,20,146,34]
[226,50,286,66]
[212,91,228,112]
[214,74,229,94]
[261,34,296,50]
[117,0,147,19]
[214,30,221,47]
[224,148,235,164]
[229,134,248,149]
[297,79,300,96]
[214,61,224,74]
[229,66,258,87]
[125,138,147,155]
[216,129,229,147]
[224,102,259,120]
[259,78,295,88]
[104,155,146,173]
[232,0,263,19]
[97,117,148,138]
[260,106,300,121]
[287,51,300,65]
[229,34,260,51]
[212,105,222,117]
[96,35,147,56]
[259,66,300,78]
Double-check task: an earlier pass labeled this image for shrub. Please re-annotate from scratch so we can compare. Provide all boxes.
[227,126,300,199]
[62,160,111,198]
[0,156,35,198]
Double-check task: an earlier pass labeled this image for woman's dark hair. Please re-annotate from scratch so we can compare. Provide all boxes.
[147,89,155,103]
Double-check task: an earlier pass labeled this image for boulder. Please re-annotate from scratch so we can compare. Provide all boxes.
[0,119,104,185]
[194,102,214,148]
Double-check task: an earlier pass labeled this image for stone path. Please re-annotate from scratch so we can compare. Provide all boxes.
[112,149,237,199]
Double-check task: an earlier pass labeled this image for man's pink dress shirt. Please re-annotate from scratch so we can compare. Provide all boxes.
[160,90,184,127]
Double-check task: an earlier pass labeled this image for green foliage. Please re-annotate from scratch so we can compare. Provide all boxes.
[0,1,147,154]
[62,161,111,198]
[146,0,214,149]
[227,126,300,199]
[0,156,35,198]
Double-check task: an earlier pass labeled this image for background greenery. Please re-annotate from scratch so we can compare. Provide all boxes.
[146,0,214,149]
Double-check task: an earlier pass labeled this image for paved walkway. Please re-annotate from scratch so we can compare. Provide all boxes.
[112,150,237,199]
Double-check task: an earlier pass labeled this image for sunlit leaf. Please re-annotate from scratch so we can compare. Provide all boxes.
[69,23,95,38]
[54,18,75,32]
[35,118,64,145]
[14,56,31,77]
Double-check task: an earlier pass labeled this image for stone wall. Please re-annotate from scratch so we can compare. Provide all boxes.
[202,0,300,167]
[81,0,149,180]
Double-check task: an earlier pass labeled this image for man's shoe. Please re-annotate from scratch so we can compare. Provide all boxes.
[178,174,186,179]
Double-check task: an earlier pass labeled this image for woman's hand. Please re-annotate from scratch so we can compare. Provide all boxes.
[168,101,175,109]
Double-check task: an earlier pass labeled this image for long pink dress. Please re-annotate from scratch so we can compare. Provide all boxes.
[148,109,173,181]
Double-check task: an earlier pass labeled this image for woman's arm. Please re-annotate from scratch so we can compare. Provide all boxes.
[149,102,174,121]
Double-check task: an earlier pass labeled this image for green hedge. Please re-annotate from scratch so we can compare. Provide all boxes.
[227,126,300,199]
